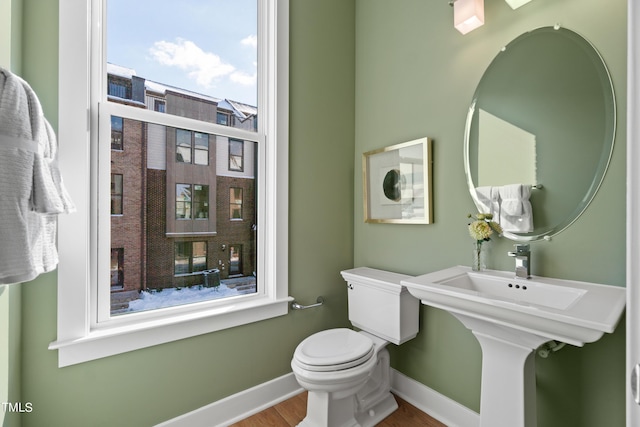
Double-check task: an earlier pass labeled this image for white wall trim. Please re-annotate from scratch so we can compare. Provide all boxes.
[154,373,303,427]
[628,2,640,426]
[390,369,480,427]
[155,369,479,427]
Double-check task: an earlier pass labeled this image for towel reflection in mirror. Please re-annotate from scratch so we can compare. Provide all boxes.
[474,184,533,233]
[473,109,536,233]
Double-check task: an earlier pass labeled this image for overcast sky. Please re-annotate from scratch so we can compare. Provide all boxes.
[107,0,258,106]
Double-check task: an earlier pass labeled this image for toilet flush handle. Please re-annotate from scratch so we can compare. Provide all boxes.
[632,364,640,405]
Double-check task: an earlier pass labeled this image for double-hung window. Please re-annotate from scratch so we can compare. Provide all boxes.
[53,0,289,367]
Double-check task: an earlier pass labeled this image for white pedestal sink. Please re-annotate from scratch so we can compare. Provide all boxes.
[402,266,626,427]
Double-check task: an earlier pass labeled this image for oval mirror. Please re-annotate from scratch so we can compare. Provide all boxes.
[464,26,616,242]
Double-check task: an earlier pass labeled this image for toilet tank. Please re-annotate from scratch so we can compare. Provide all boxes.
[341,267,419,345]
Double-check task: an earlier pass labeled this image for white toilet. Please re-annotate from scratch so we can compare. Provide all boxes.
[291,267,419,427]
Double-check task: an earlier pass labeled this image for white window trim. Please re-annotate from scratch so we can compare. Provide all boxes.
[51,0,289,367]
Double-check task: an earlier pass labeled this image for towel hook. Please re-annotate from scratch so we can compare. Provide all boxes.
[291,296,324,310]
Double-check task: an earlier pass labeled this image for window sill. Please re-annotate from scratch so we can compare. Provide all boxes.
[165,232,218,237]
[49,296,292,367]
[174,271,209,277]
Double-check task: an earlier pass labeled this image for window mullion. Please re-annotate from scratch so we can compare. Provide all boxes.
[103,101,260,143]
[96,103,115,324]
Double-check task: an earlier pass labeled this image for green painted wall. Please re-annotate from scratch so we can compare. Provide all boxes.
[16,0,355,426]
[354,1,626,426]
[8,0,629,426]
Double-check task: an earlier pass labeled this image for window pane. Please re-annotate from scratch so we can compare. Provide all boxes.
[176,129,191,163]
[176,184,192,219]
[174,242,191,275]
[192,242,207,272]
[217,112,229,126]
[193,185,209,219]
[111,116,123,150]
[229,245,241,275]
[105,0,262,314]
[107,0,258,131]
[230,187,243,219]
[111,248,124,288]
[194,132,209,165]
[108,78,131,99]
[111,174,123,215]
[107,114,258,315]
[154,99,165,113]
[229,139,244,171]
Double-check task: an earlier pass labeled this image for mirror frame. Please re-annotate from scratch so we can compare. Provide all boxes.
[464,26,616,242]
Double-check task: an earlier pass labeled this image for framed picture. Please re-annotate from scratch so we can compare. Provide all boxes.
[363,137,433,224]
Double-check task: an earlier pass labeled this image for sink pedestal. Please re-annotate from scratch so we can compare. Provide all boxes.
[453,313,549,427]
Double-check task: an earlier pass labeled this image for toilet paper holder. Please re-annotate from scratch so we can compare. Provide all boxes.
[291,296,324,310]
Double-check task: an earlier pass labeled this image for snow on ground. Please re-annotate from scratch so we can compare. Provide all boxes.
[125,284,245,313]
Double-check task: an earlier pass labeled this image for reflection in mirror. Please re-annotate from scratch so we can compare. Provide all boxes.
[478,109,537,187]
[464,26,616,241]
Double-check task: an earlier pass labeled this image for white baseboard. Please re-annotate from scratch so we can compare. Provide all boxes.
[390,369,480,427]
[154,373,304,427]
[156,369,480,427]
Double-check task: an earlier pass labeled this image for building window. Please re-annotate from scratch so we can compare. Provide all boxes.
[230,187,243,220]
[217,111,229,126]
[176,129,209,166]
[175,184,192,219]
[108,77,131,99]
[229,245,242,276]
[154,99,165,113]
[193,185,209,219]
[176,129,192,163]
[194,132,209,166]
[111,116,123,150]
[110,248,124,289]
[174,242,207,275]
[176,184,209,220]
[229,139,244,171]
[56,0,289,367]
[111,174,123,215]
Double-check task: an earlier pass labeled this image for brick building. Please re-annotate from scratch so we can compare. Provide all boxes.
[108,64,257,309]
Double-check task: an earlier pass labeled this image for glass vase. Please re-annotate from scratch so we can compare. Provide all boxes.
[472,240,488,271]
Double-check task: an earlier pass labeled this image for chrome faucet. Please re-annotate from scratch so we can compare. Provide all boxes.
[507,244,531,279]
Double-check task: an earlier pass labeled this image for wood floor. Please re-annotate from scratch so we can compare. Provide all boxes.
[229,392,447,427]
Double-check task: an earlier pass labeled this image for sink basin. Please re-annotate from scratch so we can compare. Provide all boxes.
[401,265,625,346]
[401,266,626,427]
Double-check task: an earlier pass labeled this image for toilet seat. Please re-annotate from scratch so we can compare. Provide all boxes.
[293,329,374,372]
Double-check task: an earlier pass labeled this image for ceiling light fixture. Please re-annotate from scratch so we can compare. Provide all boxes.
[450,0,485,35]
[505,0,532,9]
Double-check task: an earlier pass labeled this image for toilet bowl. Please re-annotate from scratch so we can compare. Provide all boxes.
[291,267,420,427]
[291,329,396,427]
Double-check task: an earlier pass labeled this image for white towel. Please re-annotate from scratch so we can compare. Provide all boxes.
[0,67,75,285]
[473,186,500,218]
[498,184,533,232]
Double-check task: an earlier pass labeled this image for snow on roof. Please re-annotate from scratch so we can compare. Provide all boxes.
[107,63,137,79]
[217,99,257,120]
[227,99,257,117]
[145,79,222,104]
[106,63,256,114]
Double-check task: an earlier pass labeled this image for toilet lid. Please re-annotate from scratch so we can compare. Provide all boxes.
[294,329,374,372]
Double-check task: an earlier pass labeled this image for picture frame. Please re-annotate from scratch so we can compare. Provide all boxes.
[363,137,433,224]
